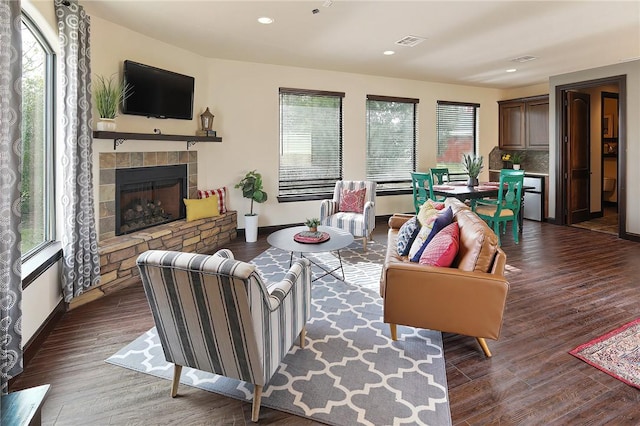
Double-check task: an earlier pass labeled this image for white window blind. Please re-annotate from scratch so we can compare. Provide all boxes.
[279,88,344,198]
[366,95,418,189]
[436,101,479,175]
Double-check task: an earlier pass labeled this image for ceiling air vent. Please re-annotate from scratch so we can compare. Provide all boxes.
[395,35,426,47]
[511,55,538,63]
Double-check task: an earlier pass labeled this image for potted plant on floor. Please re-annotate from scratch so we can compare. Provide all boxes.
[235,170,268,242]
[94,74,132,131]
[462,153,484,187]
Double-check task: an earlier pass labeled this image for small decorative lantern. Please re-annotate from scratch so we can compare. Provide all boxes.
[200,107,214,131]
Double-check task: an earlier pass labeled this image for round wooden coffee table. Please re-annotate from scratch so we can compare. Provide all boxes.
[267,225,354,281]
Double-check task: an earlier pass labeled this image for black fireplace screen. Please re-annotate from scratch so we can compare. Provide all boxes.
[115,165,187,235]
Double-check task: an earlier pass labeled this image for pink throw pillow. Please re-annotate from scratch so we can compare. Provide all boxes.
[339,187,366,213]
[419,222,459,267]
[197,187,227,213]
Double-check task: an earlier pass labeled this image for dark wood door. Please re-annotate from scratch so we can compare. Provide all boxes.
[565,91,590,224]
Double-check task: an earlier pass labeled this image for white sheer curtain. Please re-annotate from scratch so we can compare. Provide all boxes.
[55,0,101,301]
[0,0,24,393]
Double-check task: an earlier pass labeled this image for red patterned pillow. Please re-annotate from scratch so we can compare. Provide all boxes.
[339,187,366,213]
[419,222,459,267]
[197,187,227,213]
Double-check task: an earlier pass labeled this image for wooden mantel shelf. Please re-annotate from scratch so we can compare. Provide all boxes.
[93,131,222,150]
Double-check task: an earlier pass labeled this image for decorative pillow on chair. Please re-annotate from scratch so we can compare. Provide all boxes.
[339,187,367,213]
[396,216,420,256]
[184,197,219,222]
[410,206,454,262]
[197,187,227,213]
[419,222,460,267]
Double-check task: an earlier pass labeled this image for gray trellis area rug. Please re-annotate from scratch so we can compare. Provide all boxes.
[106,240,452,426]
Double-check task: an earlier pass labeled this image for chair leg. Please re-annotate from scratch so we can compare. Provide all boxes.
[251,384,263,422]
[389,323,398,341]
[477,337,492,358]
[171,364,182,397]
[299,326,306,349]
[513,219,520,244]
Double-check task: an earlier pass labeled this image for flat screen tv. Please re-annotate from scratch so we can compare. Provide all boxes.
[122,60,194,120]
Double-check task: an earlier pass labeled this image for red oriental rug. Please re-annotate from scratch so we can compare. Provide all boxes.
[570,318,640,389]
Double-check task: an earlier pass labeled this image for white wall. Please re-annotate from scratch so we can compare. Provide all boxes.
[549,60,640,234]
[90,16,504,230]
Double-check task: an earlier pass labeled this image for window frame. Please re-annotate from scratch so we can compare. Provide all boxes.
[21,13,56,264]
[436,100,480,180]
[366,95,419,195]
[277,87,345,202]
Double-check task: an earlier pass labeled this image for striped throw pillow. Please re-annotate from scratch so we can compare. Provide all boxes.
[198,187,227,213]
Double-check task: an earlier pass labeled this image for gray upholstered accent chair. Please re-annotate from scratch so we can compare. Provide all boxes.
[320,180,376,251]
[136,249,312,422]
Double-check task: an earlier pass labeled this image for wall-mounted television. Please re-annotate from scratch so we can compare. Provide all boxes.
[122,60,194,120]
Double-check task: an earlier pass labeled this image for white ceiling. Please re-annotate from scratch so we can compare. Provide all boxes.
[82,0,640,89]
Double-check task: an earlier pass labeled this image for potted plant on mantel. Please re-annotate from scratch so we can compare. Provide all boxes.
[462,153,484,187]
[94,74,131,132]
[235,170,268,242]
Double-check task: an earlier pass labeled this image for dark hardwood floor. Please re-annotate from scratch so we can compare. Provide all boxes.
[11,218,640,425]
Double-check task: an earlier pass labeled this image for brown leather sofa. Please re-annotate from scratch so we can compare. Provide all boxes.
[380,198,509,357]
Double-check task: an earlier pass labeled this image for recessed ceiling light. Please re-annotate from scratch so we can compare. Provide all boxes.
[506,68,517,73]
[511,55,537,63]
[258,17,274,24]
[383,50,395,56]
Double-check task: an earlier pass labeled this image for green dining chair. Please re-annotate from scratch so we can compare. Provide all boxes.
[474,171,524,245]
[430,168,450,185]
[410,172,434,214]
[430,168,450,202]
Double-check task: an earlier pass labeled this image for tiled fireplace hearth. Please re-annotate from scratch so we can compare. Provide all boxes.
[80,151,237,306]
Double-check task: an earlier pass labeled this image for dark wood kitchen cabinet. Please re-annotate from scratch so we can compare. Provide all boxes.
[499,95,549,150]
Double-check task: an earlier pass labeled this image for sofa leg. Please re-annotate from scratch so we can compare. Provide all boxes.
[477,337,492,357]
[389,323,397,341]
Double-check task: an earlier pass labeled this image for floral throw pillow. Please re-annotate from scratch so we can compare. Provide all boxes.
[339,187,367,213]
[419,222,460,267]
[396,216,420,256]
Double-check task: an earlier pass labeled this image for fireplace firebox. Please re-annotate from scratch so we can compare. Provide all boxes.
[115,165,187,235]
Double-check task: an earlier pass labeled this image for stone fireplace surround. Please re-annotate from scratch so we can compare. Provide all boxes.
[80,151,237,306]
[98,150,198,241]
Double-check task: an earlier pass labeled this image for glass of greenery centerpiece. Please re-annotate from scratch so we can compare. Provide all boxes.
[462,153,484,187]
[94,74,131,131]
[304,218,321,233]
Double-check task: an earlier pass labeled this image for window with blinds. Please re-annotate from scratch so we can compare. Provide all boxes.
[366,95,418,190]
[436,101,479,176]
[278,88,345,199]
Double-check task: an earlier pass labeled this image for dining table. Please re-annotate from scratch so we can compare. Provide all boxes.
[432,181,533,230]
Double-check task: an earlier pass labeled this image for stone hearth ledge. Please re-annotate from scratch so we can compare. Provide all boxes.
[69,211,238,310]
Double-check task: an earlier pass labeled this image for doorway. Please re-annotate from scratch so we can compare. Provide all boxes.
[555,75,626,237]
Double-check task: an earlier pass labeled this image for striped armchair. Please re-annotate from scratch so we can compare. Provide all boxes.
[320,180,376,251]
[136,249,312,422]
